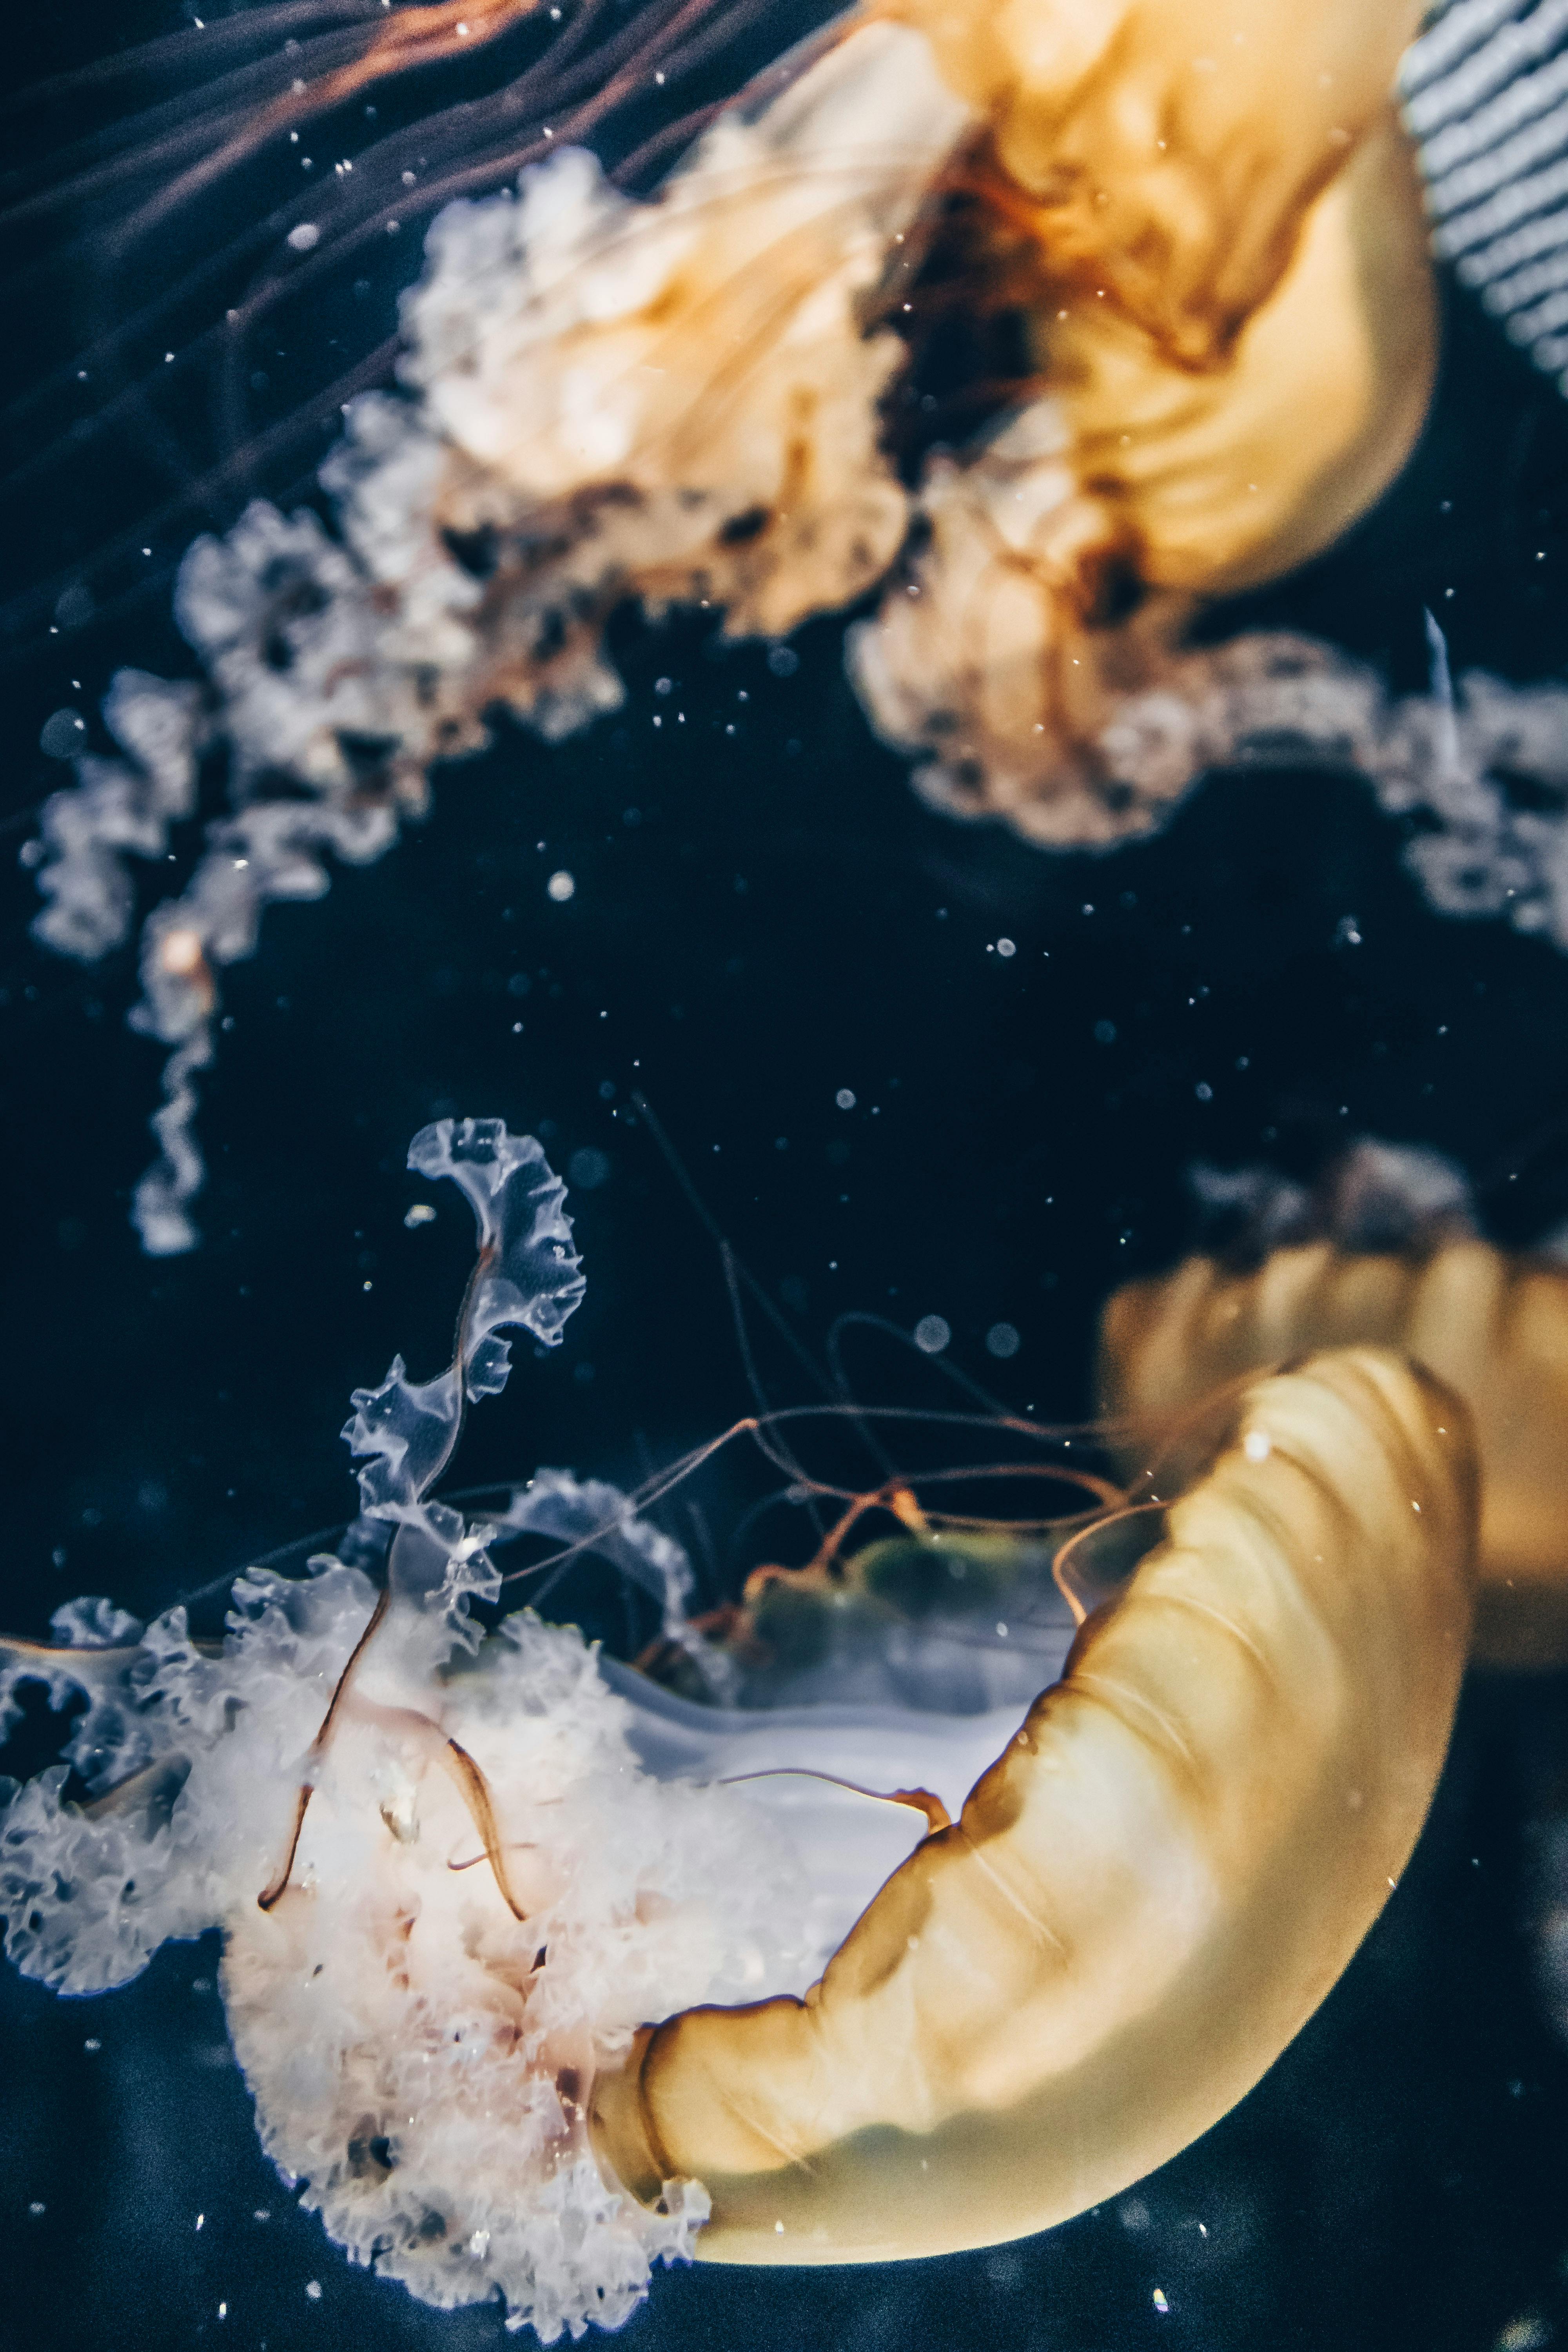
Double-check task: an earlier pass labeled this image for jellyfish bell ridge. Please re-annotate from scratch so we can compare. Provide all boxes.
[588,1344,1477,2263]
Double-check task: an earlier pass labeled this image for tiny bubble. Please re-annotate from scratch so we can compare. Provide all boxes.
[914,1315,951,1354]
[985,1322,1020,1359]
[40,708,87,759]
[836,1088,857,1109]
[547,870,575,902]
[567,1147,610,1191]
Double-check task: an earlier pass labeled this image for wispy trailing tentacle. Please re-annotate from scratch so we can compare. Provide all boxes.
[261,1116,586,1906]
[344,1116,586,1515]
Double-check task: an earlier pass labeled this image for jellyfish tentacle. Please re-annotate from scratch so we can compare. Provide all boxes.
[718,1766,953,1837]
[258,1583,388,1910]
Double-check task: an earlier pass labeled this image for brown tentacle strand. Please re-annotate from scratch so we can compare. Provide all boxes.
[718,1766,951,1836]
[257,1584,388,1910]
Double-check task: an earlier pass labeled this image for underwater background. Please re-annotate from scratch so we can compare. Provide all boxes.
[7,4,1568,2348]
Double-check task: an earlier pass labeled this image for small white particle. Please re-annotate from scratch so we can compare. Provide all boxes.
[1244,1430,1271,1462]
[287,223,321,251]
[404,1203,436,1228]
[1153,2288,1169,2314]
[835,1088,856,1110]
[914,1314,951,1355]
[547,870,575,902]
[196,2214,205,2231]
[306,2281,322,2301]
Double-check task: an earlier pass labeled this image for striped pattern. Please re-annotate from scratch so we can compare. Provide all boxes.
[1403,0,1568,391]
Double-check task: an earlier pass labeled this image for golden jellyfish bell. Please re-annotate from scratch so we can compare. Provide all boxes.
[590,1347,1476,2261]
[1100,1236,1568,1669]
[854,0,1439,837]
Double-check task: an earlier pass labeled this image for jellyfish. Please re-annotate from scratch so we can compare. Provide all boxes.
[17,0,1568,1254]
[0,1111,1485,2332]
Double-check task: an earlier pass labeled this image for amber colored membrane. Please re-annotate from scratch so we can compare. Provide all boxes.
[590,1347,1475,2262]
[883,0,1437,599]
[349,0,1436,616]
[1101,1239,1568,1670]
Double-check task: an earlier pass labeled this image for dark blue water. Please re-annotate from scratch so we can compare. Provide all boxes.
[6,7,1568,2348]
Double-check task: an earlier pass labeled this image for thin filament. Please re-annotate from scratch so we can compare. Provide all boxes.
[718,1766,952,1836]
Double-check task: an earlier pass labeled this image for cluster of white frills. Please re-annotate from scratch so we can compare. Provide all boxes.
[0,1535,815,2339]
[26,19,1568,1253]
